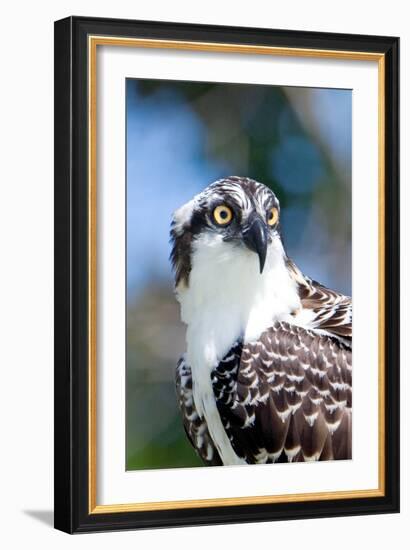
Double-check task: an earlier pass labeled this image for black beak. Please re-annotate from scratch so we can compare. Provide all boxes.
[242,214,268,274]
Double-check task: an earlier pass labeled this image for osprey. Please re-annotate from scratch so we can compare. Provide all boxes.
[171,176,352,466]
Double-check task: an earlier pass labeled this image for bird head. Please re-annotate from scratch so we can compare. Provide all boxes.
[170,176,282,289]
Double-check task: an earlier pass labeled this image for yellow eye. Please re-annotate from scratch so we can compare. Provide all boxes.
[267,207,279,226]
[213,205,233,226]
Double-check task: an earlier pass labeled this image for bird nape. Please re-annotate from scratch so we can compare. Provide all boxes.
[171,176,352,466]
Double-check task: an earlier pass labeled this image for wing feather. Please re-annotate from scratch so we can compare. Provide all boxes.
[211,322,352,464]
[287,258,352,340]
[175,357,222,466]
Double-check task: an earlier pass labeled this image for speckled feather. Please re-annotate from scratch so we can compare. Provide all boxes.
[176,357,222,466]
[177,319,351,465]
[287,258,352,340]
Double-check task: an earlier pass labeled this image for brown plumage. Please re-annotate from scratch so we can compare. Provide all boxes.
[172,176,352,466]
[176,358,223,466]
[176,276,352,466]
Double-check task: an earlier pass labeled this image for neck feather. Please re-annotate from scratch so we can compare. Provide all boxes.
[177,236,300,369]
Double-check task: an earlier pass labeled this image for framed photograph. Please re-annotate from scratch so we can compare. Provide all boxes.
[54,16,400,533]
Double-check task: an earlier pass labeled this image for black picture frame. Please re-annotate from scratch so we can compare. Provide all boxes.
[54,15,400,533]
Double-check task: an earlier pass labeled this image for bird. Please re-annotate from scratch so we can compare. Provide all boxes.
[171,176,352,466]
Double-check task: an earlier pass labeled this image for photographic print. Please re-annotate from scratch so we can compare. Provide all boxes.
[126,79,352,470]
[55,17,399,531]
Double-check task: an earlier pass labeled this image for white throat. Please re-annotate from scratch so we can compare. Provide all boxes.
[176,233,301,465]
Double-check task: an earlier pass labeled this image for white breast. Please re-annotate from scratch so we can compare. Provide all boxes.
[176,233,301,465]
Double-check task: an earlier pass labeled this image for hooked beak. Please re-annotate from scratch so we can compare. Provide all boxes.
[242,214,268,274]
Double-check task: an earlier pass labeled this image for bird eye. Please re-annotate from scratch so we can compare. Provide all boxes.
[213,205,233,226]
[267,207,279,226]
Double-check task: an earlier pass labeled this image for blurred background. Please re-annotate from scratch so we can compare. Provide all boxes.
[126,78,352,470]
